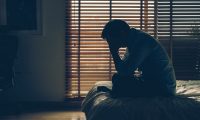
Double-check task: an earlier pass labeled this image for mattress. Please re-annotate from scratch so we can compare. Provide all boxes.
[82,81,200,120]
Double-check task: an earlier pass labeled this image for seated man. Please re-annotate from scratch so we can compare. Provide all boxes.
[101,19,176,98]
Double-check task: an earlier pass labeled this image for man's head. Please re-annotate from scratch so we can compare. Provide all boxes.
[101,19,130,47]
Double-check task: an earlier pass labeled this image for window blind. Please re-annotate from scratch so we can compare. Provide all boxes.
[65,0,200,98]
[157,0,200,80]
[65,0,156,98]
[172,0,200,79]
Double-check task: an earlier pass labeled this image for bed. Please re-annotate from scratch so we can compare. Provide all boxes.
[82,81,200,120]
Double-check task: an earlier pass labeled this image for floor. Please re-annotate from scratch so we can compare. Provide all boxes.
[0,110,86,120]
[1,80,200,120]
[0,102,86,120]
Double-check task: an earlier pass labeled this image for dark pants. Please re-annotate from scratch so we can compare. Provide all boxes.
[111,73,173,98]
[111,73,146,98]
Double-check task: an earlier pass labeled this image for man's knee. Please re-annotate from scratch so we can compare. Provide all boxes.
[112,73,120,84]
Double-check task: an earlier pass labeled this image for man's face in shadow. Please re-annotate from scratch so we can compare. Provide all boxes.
[107,34,128,48]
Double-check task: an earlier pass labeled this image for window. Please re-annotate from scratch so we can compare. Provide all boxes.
[0,0,7,26]
[157,0,200,80]
[65,0,200,98]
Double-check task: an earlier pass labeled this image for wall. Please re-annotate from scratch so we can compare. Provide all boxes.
[2,0,66,102]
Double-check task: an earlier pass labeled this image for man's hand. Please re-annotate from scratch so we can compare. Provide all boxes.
[107,41,120,54]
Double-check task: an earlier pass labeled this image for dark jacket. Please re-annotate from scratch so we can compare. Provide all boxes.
[117,28,176,96]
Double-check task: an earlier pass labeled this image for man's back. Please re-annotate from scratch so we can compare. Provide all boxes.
[127,28,176,96]
[101,19,176,97]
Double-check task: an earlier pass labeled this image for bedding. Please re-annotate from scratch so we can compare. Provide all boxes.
[82,81,200,120]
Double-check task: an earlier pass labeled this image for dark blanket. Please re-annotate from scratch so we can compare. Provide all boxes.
[82,81,200,120]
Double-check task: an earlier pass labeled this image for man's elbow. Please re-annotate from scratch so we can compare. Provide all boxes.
[117,68,133,76]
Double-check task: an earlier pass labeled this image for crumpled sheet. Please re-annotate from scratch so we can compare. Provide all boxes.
[176,80,200,99]
[82,81,200,120]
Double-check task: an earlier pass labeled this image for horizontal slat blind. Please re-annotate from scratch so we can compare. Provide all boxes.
[66,0,110,98]
[157,0,200,80]
[157,0,172,54]
[65,0,156,98]
[66,0,200,98]
[172,0,200,79]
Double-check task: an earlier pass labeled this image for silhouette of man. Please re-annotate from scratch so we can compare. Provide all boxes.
[101,19,176,98]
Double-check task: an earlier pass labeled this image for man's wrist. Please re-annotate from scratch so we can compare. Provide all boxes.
[109,46,117,53]
[111,51,121,62]
[110,49,119,56]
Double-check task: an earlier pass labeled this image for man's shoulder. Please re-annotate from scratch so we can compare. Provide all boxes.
[129,28,157,43]
[130,28,154,39]
[130,27,139,33]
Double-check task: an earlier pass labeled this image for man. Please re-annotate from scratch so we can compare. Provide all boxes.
[101,19,176,98]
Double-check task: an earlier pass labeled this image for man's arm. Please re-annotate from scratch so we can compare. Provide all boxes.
[110,48,137,76]
[109,37,156,76]
[108,42,135,76]
[110,50,124,73]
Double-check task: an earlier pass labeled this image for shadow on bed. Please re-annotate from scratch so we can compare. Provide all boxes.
[82,81,200,120]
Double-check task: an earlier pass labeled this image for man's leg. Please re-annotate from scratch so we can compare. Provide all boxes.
[111,73,145,98]
[111,73,125,98]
